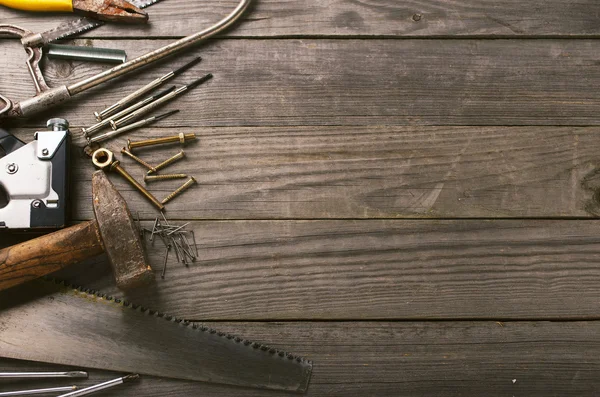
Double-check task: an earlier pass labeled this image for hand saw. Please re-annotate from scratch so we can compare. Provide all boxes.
[0,278,313,393]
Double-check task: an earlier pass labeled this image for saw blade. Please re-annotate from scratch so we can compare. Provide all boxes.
[40,0,161,44]
[0,279,312,393]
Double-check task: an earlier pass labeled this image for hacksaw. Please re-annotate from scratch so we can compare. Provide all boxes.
[0,279,313,393]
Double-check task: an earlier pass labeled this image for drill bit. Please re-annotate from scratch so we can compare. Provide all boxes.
[72,0,148,24]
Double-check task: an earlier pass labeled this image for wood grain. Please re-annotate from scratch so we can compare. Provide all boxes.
[2,0,600,38]
[4,39,600,128]
[30,219,600,321]
[1,320,600,396]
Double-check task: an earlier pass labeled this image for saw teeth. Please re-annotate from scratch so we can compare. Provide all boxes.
[39,277,313,365]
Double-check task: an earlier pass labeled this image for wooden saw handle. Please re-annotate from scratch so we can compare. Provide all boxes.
[0,221,104,292]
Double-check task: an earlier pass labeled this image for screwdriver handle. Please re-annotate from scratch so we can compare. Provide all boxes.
[0,221,104,292]
[0,0,73,12]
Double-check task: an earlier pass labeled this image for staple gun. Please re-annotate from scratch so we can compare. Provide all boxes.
[0,119,70,230]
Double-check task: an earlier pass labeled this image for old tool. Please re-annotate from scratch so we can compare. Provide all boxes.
[148,150,185,174]
[95,57,201,121]
[82,86,175,138]
[162,177,197,205]
[0,386,78,397]
[88,110,179,145]
[0,119,70,230]
[92,148,164,211]
[56,375,139,397]
[0,372,88,379]
[109,74,212,130]
[47,44,127,64]
[144,174,187,183]
[0,0,148,23]
[0,171,153,291]
[128,132,196,151]
[0,279,313,392]
[0,0,252,119]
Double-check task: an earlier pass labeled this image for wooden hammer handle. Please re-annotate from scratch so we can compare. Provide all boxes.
[0,221,104,292]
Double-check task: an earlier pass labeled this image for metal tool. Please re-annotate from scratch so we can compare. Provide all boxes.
[128,132,196,151]
[88,110,179,145]
[148,150,185,174]
[0,386,78,397]
[121,148,157,172]
[0,0,252,118]
[0,119,70,230]
[110,74,212,130]
[92,148,164,211]
[47,44,127,64]
[0,279,313,392]
[144,174,187,183]
[95,57,201,120]
[0,171,153,291]
[0,0,148,23]
[56,375,139,397]
[82,86,175,138]
[0,371,87,379]
[162,177,197,205]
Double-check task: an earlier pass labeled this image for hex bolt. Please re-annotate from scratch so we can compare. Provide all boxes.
[144,174,188,183]
[127,133,196,151]
[147,151,185,175]
[91,148,165,211]
[161,177,197,205]
[121,148,158,173]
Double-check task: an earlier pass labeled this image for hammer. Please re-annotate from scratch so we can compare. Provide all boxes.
[0,171,154,291]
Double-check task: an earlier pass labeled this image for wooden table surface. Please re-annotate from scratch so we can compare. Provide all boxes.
[3,1,600,395]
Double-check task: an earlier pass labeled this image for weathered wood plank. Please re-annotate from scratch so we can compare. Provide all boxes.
[11,125,600,220]
[20,219,600,320]
[1,321,600,396]
[2,0,600,38]
[3,39,600,128]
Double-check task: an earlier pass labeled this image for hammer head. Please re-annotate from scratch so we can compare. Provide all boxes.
[92,171,154,289]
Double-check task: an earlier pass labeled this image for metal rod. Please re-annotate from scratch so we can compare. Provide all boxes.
[128,133,196,151]
[0,386,78,397]
[47,44,127,64]
[56,374,139,397]
[144,174,188,183]
[0,372,88,379]
[88,110,179,144]
[95,57,201,120]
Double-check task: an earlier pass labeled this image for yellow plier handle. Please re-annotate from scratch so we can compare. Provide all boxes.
[0,0,73,13]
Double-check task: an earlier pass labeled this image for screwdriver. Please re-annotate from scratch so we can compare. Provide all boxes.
[0,0,148,23]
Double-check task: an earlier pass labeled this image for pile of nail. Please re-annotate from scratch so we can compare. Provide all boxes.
[137,214,198,279]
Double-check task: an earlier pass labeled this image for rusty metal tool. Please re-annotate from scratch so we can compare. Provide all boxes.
[92,148,165,211]
[0,0,148,23]
[95,57,201,121]
[0,279,313,392]
[0,386,78,396]
[0,171,153,291]
[0,0,252,119]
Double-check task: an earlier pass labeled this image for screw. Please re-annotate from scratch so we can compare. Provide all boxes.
[162,177,197,205]
[121,148,158,172]
[6,163,17,174]
[31,200,42,208]
[144,174,188,183]
[127,133,196,151]
[41,148,49,156]
[147,151,185,175]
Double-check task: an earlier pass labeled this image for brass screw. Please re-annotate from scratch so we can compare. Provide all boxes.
[127,133,196,151]
[144,174,188,183]
[147,150,185,175]
[121,148,157,173]
[162,177,197,205]
[110,161,165,211]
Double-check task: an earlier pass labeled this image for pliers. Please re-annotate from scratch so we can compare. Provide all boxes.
[0,0,148,23]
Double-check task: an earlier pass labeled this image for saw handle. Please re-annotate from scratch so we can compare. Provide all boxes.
[0,221,104,292]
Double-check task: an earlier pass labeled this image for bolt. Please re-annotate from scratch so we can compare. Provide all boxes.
[6,163,18,174]
[144,174,188,183]
[127,133,196,151]
[121,148,158,172]
[41,148,49,156]
[147,151,185,175]
[412,13,422,21]
[91,148,165,211]
[161,177,197,205]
